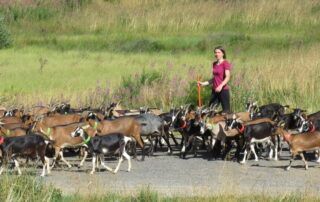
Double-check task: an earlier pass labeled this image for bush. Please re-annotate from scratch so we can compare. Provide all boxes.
[116,69,164,107]
[0,16,12,48]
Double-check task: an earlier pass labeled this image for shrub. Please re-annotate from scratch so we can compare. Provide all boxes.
[0,16,12,48]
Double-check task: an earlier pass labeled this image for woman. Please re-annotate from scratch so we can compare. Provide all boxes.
[198,46,232,113]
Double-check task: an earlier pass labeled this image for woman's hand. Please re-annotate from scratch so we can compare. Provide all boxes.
[215,85,223,92]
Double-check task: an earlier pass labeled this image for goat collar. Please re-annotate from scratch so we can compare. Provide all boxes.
[0,136,4,144]
[40,127,51,136]
[93,122,98,130]
[83,135,91,145]
[238,124,245,134]
[5,129,10,136]
[180,120,187,129]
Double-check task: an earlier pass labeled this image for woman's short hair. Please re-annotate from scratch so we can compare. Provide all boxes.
[214,46,227,59]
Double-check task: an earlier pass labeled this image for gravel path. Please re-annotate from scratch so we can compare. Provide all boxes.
[42,146,320,196]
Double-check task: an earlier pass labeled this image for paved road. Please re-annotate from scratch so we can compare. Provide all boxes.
[42,147,320,196]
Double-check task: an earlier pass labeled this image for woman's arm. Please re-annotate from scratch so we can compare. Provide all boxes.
[198,79,212,86]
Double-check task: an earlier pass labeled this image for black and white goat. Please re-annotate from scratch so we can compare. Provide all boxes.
[0,134,50,177]
[71,127,133,174]
[225,117,278,164]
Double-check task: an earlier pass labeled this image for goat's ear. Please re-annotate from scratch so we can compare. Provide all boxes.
[301,109,307,112]
[232,114,237,119]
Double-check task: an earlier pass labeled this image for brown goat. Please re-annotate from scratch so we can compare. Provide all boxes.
[0,126,27,137]
[27,106,51,116]
[277,128,320,170]
[38,122,96,168]
[86,116,146,160]
[0,117,22,124]
[33,114,82,132]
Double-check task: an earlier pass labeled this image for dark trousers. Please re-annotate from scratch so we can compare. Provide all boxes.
[209,89,231,113]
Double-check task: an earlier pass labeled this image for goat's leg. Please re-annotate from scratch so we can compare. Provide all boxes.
[268,142,274,160]
[240,143,249,164]
[169,131,179,146]
[99,154,113,172]
[154,136,159,153]
[286,152,297,171]
[113,156,124,174]
[316,150,320,163]
[79,148,88,167]
[209,138,217,159]
[249,143,259,161]
[180,135,187,153]
[135,136,146,161]
[90,154,97,174]
[51,147,60,169]
[222,139,233,160]
[299,152,308,170]
[240,149,248,164]
[96,154,102,171]
[59,151,72,168]
[148,136,155,156]
[14,159,22,175]
[122,149,131,172]
[162,133,173,155]
[40,157,46,177]
[45,157,51,175]
[182,135,194,159]
[180,133,184,147]
[158,136,163,150]
[274,136,279,161]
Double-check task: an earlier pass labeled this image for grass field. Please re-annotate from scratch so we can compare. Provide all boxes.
[1,174,319,202]
[0,0,319,111]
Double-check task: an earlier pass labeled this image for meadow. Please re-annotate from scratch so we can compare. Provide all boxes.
[0,0,319,112]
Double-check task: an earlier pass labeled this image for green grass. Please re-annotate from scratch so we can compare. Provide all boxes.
[0,174,319,202]
[0,0,319,111]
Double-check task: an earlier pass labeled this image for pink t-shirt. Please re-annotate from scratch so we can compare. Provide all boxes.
[212,60,232,90]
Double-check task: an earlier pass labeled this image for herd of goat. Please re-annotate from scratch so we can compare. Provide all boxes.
[0,101,320,177]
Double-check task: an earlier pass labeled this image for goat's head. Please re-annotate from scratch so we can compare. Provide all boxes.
[293,108,306,120]
[86,112,100,122]
[71,126,86,138]
[225,114,242,131]
[245,100,258,112]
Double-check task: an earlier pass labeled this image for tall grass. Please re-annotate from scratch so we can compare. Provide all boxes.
[0,174,62,202]
[0,44,319,112]
[0,0,319,111]
[0,175,319,202]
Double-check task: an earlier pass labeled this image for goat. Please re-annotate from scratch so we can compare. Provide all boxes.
[0,134,50,176]
[37,122,96,168]
[276,128,320,170]
[71,127,133,174]
[86,113,146,160]
[225,115,278,164]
